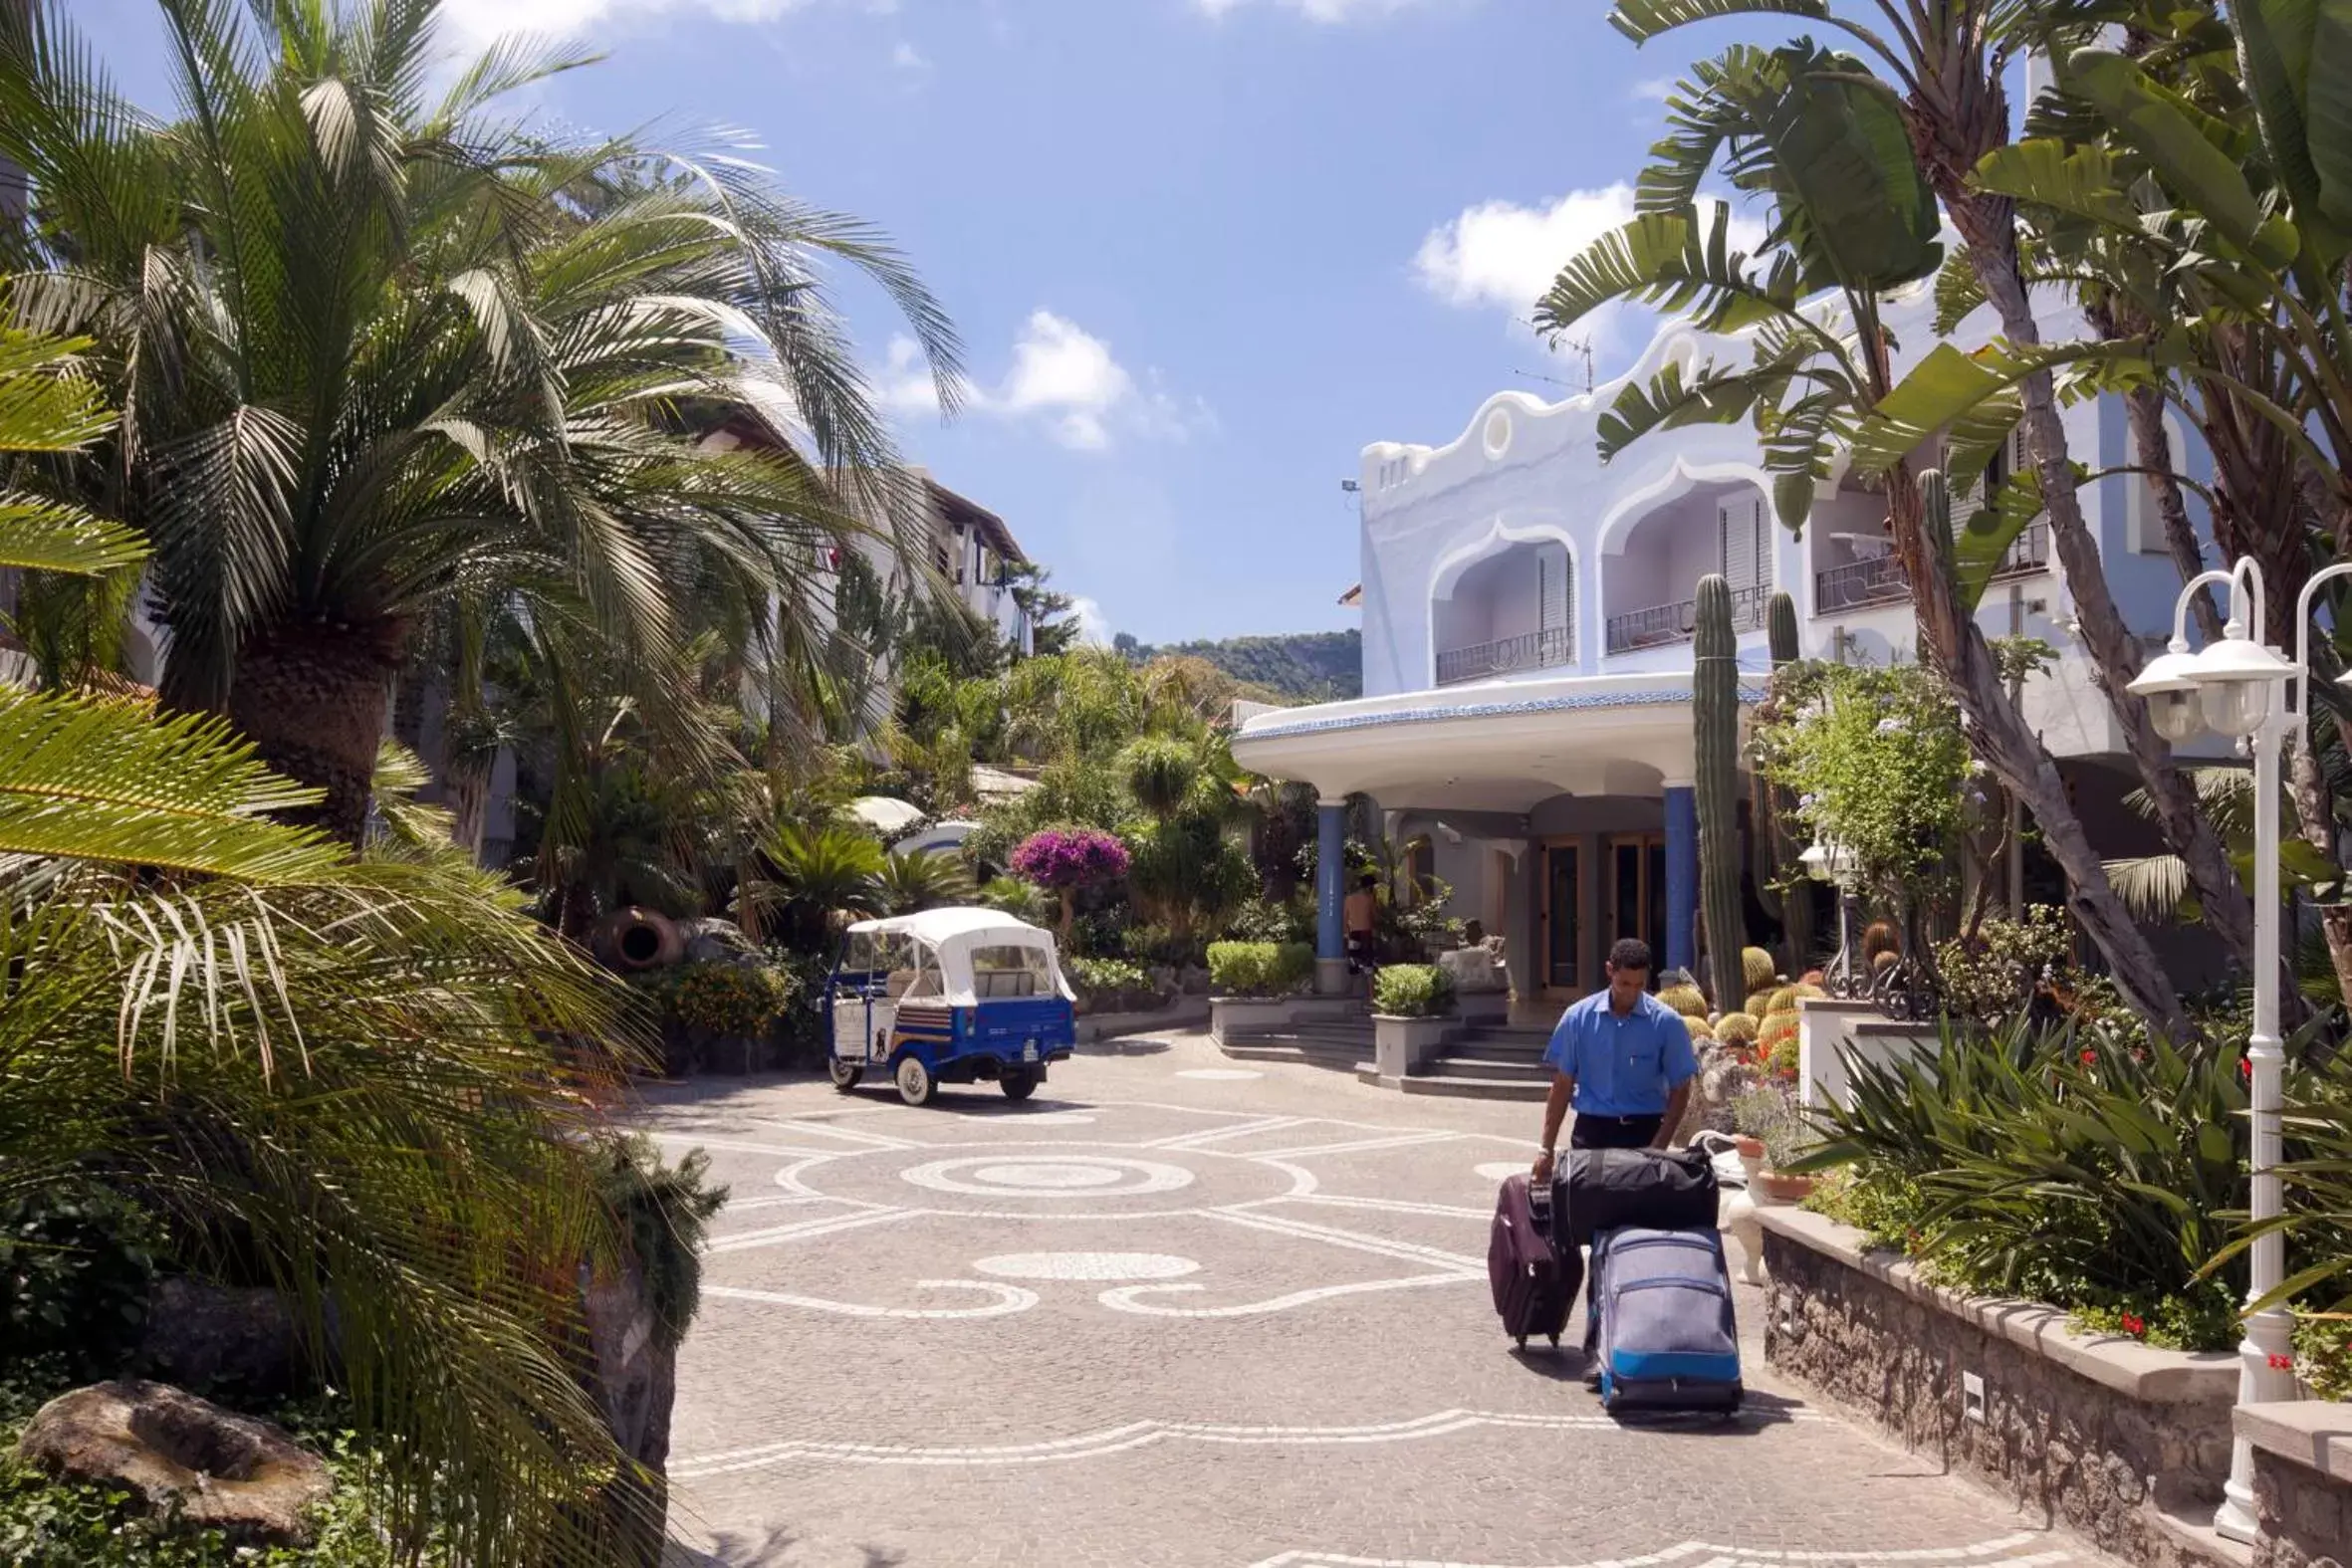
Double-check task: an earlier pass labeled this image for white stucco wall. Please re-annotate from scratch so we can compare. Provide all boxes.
[1350,270,2219,762]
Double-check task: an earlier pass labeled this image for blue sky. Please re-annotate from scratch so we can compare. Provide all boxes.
[78,0,1736,645]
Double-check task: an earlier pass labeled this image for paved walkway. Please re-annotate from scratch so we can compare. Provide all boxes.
[650,1030,2115,1568]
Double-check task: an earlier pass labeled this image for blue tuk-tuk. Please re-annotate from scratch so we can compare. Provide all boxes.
[823,908,1077,1105]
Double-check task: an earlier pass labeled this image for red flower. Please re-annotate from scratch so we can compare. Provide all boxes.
[2080,1048,2098,1065]
[2268,1353,2295,1372]
[2120,1313,2145,1338]
[2239,1058,2253,1081]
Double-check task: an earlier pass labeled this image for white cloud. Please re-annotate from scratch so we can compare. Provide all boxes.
[891,40,930,69]
[876,335,952,420]
[1412,183,1641,317]
[436,0,814,47]
[890,311,1206,452]
[1631,76,1680,101]
[1069,595,1113,646]
[1000,311,1134,450]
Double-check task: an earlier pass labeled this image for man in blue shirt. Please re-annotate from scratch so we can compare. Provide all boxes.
[1529,938,1698,1182]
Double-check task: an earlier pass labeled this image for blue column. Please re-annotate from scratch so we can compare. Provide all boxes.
[1664,784,1698,978]
[1315,800,1347,968]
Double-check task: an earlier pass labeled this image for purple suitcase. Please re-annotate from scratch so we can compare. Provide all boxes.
[1488,1173,1582,1348]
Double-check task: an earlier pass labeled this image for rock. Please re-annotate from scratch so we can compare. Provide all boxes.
[15,1381,333,1545]
[676,917,756,966]
[139,1278,306,1399]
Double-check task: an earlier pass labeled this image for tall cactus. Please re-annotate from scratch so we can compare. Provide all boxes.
[1693,574,1747,1010]
[1755,588,1815,971]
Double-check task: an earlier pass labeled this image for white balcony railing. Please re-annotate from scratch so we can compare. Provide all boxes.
[1603,583,1770,655]
[1434,624,1573,686]
[1811,522,2051,615]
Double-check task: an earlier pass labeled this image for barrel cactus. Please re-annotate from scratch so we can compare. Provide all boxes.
[1741,946,1777,996]
[1715,1011,1760,1046]
[1658,982,1709,1018]
[1692,574,1747,1010]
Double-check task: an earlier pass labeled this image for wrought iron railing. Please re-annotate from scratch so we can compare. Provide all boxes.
[1810,523,2051,615]
[1435,624,1573,686]
[1602,583,1770,655]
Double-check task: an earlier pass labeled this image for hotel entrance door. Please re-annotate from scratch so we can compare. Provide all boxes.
[1605,832,1667,974]
[1540,842,1579,996]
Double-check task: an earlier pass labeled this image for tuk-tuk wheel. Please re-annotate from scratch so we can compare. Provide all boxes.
[827,1057,863,1092]
[1000,1068,1039,1102]
[894,1053,937,1107]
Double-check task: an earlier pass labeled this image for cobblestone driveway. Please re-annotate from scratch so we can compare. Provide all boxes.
[649,1031,2113,1568]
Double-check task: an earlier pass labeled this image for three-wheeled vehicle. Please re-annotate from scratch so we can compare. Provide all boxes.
[823,908,1077,1106]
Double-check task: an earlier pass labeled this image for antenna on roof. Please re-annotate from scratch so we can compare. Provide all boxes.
[1554,336,1596,394]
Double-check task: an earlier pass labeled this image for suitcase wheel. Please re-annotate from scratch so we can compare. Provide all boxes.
[1515,1334,1528,1349]
[1547,1333,1559,1348]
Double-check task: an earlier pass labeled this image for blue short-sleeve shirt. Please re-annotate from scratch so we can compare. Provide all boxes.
[1541,990,1699,1117]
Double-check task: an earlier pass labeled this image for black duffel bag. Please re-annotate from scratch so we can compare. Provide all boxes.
[1553,1146,1719,1249]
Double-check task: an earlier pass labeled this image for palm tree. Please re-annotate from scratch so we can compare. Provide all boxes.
[0,322,667,1562]
[876,848,976,915]
[1535,44,2190,1027]
[1601,0,2260,1016]
[739,820,887,947]
[0,0,961,843]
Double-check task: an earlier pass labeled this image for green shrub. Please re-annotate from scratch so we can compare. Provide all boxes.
[1226,896,1313,946]
[1371,964,1453,1017]
[661,962,796,1037]
[1801,1015,2316,1352]
[0,1185,164,1386]
[1066,956,1162,1014]
[1207,941,1313,998]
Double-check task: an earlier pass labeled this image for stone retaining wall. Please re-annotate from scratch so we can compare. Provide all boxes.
[1760,1207,2239,1568]
[2239,1401,2352,1568]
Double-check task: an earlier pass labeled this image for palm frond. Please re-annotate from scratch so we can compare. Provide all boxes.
[0,687,346,878]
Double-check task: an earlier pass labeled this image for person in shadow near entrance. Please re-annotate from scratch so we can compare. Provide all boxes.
[1343,872,1380,976]
[1528,938,1697,1182]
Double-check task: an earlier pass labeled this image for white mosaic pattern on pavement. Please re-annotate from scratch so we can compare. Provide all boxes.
[650,1030,2124,1568]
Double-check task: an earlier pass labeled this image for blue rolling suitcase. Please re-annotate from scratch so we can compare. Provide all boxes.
[1585,1227,1743,1414]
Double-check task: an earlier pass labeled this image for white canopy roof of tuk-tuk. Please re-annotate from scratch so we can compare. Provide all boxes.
[843,907,1072,1005]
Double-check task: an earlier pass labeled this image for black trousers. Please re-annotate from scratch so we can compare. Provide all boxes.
[1568,1113,1664,1151]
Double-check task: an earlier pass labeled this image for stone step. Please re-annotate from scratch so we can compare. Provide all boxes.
[1446,1035,1547,1061]
[1218,1040,1364,1071]
[1426,1053,1552,1083]
[1398,1072,1553,1102]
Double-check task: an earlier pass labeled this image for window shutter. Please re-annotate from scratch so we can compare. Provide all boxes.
[1539,543,1570,633]
[1722,498,1766,594]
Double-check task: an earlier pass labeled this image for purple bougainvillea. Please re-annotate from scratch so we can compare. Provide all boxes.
[1010,827,1130,889]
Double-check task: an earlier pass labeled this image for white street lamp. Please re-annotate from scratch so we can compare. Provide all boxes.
[1800,837,1862,998]
[2129,556,2349,1545]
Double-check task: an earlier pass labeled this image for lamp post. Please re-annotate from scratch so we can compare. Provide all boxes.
[2126,555,2338,1545]
[1799,837,1861,998]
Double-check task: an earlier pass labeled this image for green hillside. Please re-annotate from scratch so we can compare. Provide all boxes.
[1116,629,1361,702]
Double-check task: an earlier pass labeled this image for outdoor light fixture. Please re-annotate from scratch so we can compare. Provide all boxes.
[2124,641,2211,745]
[2182,618,2295,739]
[2129,556,2352,1544]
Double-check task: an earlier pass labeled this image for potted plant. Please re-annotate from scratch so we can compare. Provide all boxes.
[1729,1087,1784,1174]
[1370,963,1456,1079]
[1731,1085,1817,1203]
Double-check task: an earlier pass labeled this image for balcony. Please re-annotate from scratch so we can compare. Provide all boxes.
[1811,523,2052,615]
[1435,625,1572,687]
[1604,583,1770,655]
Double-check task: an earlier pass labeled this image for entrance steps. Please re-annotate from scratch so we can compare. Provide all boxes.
[1218,1009,1554,1101]
[1406,1021,1553,1101]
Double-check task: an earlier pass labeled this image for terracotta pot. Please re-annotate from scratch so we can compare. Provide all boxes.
[1734,1134,1767,1162]
[1754,1170,1815,1205]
